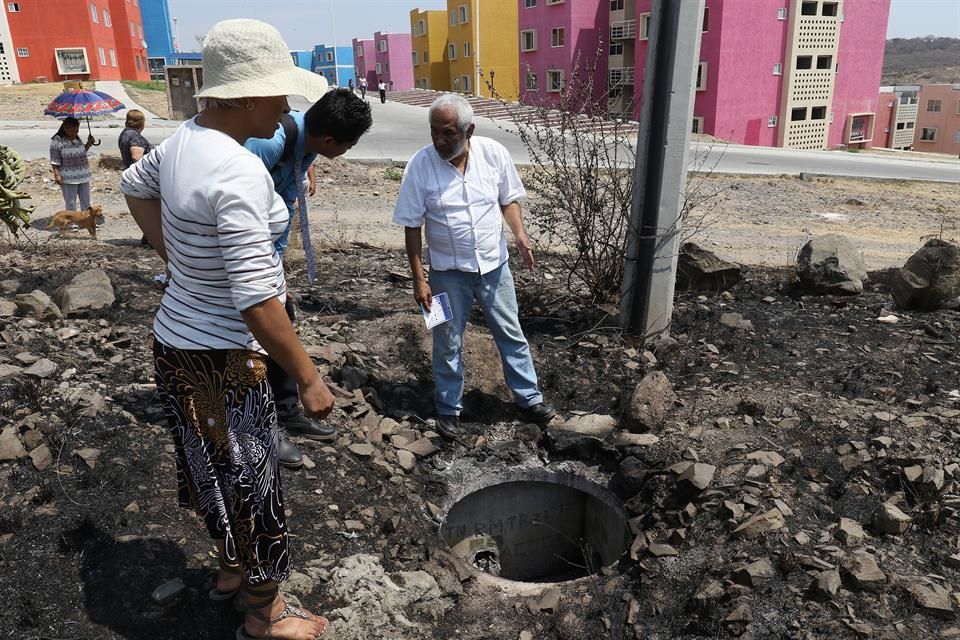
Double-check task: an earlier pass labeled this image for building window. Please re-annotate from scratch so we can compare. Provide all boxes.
[811,106,827,120]
[326,51,334,62]
[768,115,778,127]
[906,121,914,129]
[459,5,468,23]
[412,51,418,65]
[954,129,960,144]
[791,107,806,121]
[773,63,782,75]
[610,0,624,9]
[449,10,456,25]
[692,117,703,134]
[640,13,651,40]
[547,69,563,92]
[526,72,537,90]
[54,48,89,73]
[135,55,141,70]
[356,46,363,57]
[822,2,838,16]
[464,41,470,57]
[551,28,565,47]
[899,92,917,105]
[778,7,787,20]
[610,42,623,56]
[521,30,537,51]
[138,24,143,38]
[927,99,942,113]
[816,55,833,70]
[418,20,425,35]
[378,39,387,52]
[956,98,960,113]
[109,49,117,67]
[547,0,564,4]
[423,50,429,63]
[801,1,817,16]
[453,77,460,91]
[103,8,111,27]
[461,75,470,93]
[375,62,382,74]
[920,127,937,142]
[16,47,27,57]
[6,3,20,12]
[525,0,537,7]
[97,47,106,65]
[696,62,707,91]
[702,7,709,32]
[448,43,456,60]
[796,55,812,70]
[129,21,135,36]
[896,122,905,130]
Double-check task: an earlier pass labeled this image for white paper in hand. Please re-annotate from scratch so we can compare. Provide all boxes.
[422,292,453,329]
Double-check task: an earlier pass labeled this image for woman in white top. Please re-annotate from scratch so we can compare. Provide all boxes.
[121,19,334,640]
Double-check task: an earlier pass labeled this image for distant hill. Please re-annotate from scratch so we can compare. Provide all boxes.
[883,37,960,85]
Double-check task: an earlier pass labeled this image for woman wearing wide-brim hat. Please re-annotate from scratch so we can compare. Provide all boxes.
[121,19,335,640]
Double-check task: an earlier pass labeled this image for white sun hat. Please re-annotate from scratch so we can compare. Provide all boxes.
[194,19,328,101]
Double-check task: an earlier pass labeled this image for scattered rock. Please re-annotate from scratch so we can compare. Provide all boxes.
[677,463,716,495]
[616,432,659,447]
[890,239,960,311]
[537,588,561,613]
[624,371,675,432]
[0,427,27,461]
[834,517,865,546]
[908,583,955,619]
[23,358,56,378]
[873,502,911,535]
[733,508,785,538]
[746,450,785,467]
[676,243,742,291]
[54,268,115,316]
[348,443,376,458]
[731,558,776,587]
[402,438,438,458]
[719,312,754,331]
[151,577,186,605]
[339,365,369,390]
[395,450,416,471]
[0,300,16,317]
[28,444,51,471]
[841,550,886,592]
[556,414,617,438]
[796,234,868,295]
[807,569,842,601]
[14,289,62,321]
[647,543,678,557]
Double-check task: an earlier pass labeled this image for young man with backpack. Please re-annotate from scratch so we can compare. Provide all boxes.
[245,87,373,468]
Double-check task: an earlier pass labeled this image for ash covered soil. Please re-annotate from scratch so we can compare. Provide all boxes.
[1,159,959,640]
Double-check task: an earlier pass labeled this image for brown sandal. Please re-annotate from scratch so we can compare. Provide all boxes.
[235,584,333,639]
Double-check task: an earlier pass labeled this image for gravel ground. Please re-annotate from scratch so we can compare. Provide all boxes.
[122,84,172,120]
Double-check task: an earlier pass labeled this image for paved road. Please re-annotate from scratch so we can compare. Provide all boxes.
[3,97,958,183]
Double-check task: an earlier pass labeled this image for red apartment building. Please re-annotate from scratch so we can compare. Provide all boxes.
[0,0,150,84]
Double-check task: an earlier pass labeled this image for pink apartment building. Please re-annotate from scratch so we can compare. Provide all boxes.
[518,0,609,109]
[913,84,960,155]
[373,31,414,91]
[352,38,377,89]
[633,0,891,150]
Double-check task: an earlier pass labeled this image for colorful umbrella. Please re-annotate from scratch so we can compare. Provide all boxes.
[44,89,125,146]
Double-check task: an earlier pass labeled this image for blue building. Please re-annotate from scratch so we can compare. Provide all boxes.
[290,51,313,71]
[312,45,355,87]
[140,0,176,80]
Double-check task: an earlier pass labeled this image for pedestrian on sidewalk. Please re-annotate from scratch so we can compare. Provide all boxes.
[49,116,95,211]
[359,76,367,100]
[244,87,373,469]
[120,18,334,640]
[378,80,387,104]
[348,78,354,94]
[392,94,556,439]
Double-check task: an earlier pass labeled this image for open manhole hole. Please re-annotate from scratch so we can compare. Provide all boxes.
[442,470,630,583]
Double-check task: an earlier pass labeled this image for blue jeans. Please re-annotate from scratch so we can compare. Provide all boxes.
[61,182,91,211]
[429,262,543,416]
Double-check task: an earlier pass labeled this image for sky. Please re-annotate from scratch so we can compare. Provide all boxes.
[167,0,960,52]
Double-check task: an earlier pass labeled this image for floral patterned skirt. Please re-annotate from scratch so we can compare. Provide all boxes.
[153,341,290,585]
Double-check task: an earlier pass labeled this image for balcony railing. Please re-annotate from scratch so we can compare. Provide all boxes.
[610,20,636,40]
[609,67,635,86]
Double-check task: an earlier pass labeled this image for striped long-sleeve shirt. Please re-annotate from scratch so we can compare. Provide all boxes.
[120,118,288,353]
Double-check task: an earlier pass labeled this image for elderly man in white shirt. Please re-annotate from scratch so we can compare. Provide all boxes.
[393,94,555,439]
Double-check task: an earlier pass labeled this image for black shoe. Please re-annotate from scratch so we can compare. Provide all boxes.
[436,415,461,439]
[277,435,303,469]
[522,402,556,425]
[280,411,337,441]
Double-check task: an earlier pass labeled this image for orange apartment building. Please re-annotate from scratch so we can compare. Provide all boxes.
[877,84,960,155]
[0,0,150,84]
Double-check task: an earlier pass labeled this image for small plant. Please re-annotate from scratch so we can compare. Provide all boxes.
[384,166,404,181]
[0,144,35,238]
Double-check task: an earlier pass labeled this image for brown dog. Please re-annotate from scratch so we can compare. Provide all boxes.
[48,206,105,239]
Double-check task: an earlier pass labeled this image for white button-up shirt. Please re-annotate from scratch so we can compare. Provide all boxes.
[393,136,526,275]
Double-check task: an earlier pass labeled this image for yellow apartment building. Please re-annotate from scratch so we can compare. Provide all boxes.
[410,8,450,91]
[445,0,519,100]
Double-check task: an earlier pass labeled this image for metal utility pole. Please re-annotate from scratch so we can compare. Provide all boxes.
[619,0,704,339]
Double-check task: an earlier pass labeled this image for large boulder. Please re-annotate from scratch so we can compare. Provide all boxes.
[796,234,868,295]
[676,243,741,291]
[55,268,115,316]
[890,239,960,311]
[14,289,62,321]
[623,371,675,432]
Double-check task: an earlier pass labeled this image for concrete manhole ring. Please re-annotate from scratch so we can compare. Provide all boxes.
[440,468,630,595]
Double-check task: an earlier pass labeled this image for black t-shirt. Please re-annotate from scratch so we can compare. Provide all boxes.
[118,127,152,169]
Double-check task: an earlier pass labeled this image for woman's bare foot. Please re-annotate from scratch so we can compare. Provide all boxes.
[244,596,329,640]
